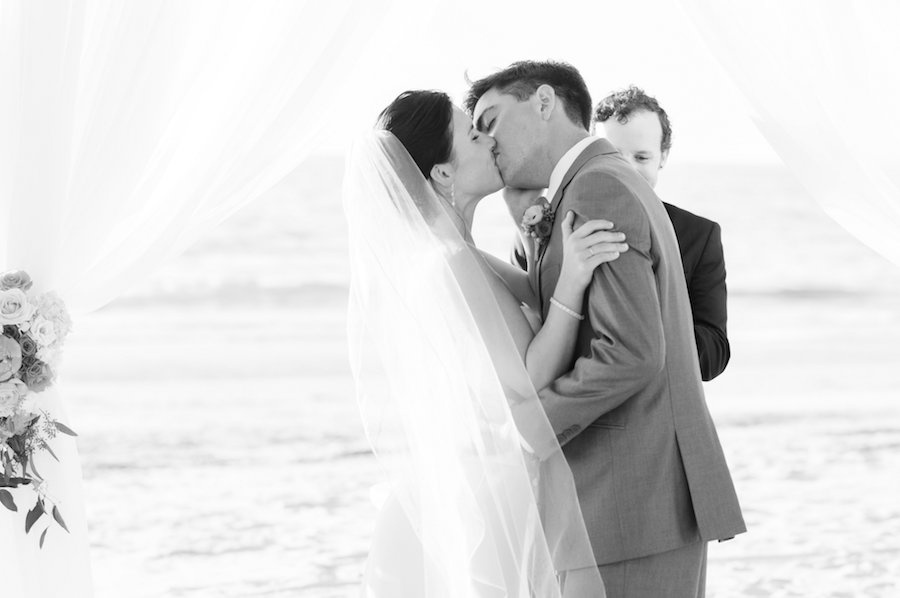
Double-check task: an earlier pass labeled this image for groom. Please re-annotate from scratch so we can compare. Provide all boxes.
[466,61,745,597]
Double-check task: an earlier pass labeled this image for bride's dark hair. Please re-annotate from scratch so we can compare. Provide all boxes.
[377,90,454,179]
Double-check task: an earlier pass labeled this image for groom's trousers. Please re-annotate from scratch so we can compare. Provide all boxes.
[559,541,707,598]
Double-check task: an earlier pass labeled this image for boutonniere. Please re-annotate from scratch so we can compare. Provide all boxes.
[520,197,554,247]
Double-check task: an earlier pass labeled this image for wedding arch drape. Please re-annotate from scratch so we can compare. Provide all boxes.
[0,0,398,313]
[0,1,416,596]
[679,0,900,268]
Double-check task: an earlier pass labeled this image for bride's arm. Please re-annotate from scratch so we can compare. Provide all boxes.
[523,213,627,391]
[479,250,537,306]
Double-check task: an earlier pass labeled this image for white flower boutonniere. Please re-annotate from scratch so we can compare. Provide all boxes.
[520,197,554,247]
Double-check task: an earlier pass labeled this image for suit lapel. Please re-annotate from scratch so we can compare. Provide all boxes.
[548,138,619,215]
[535,138,619,307]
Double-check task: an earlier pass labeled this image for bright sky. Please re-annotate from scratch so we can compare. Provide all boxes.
[321,0,781,165]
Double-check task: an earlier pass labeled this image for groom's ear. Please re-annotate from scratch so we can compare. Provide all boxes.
[534,84,557,121]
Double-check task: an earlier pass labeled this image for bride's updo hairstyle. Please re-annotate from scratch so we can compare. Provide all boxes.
[377,90,454,180]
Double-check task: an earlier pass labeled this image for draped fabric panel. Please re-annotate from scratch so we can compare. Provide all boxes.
[679,0,900,268]
[0,0,393,313]
[0,2,416,596]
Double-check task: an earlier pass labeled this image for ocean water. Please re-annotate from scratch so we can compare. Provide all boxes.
[59,156,900,596]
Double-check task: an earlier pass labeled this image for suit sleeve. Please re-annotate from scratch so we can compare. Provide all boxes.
[689,222,731,381]
[538,172,665,445]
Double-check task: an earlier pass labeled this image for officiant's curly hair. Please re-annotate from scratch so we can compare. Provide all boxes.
[593,86,673,153]
[464,61,592,130]
[377,90,454,179]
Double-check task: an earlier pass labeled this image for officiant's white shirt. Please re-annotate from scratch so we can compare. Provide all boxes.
[547,136,600,201]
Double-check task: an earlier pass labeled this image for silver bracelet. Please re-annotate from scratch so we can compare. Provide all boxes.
[550,297,584,321]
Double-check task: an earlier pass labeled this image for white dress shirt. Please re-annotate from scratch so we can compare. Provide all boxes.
[547,136,600,203]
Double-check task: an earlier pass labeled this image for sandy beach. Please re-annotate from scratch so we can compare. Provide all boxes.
[57,157,900,597]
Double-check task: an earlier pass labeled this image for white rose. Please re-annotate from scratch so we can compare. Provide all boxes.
[0,379,27,418]
[522,205,546,227]
[37,346,59,365]
[29,316,58,347]
[0,289,35,325]
[0,335,23,383]
[35,292,72,341]
[0,271,33,292]
[0,401,14,419]
[17,390,40,416]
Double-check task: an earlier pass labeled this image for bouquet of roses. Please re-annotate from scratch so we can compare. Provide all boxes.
[0,270,75,547]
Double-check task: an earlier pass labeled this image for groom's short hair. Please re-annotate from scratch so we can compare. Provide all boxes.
[594,86,673,153]
[464,61,592,130]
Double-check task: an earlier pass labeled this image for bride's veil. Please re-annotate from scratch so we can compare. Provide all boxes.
[344,131,604,596]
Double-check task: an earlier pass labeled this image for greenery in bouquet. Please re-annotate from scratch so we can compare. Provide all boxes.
[0,270,76,547]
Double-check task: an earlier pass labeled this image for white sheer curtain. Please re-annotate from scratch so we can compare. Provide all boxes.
[0,0,396,312]
[0,2,411,596]
[679,0,900,268]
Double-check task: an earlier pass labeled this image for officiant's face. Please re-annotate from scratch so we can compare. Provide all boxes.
[600,109,669,189]
[472,88,546,188]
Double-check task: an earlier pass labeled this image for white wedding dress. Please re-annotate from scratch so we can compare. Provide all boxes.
[344,131,605,597]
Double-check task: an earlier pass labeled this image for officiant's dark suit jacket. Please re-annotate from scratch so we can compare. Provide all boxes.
[514,202,730,381]
[532,138,745,567]
[660,202,730,381]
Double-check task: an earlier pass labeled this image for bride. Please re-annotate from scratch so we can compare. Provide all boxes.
[344,90,628,597]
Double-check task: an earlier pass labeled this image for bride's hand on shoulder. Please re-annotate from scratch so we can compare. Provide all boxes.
[558,211,628,290]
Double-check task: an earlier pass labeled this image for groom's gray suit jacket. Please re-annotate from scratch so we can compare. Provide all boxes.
[533,138,746,566]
